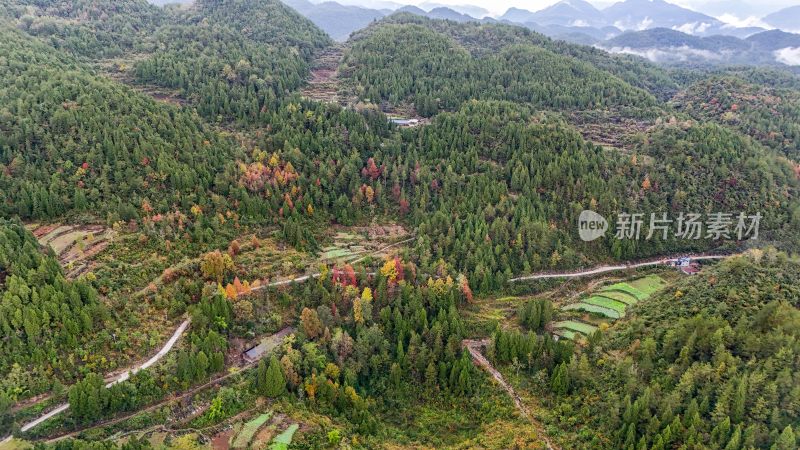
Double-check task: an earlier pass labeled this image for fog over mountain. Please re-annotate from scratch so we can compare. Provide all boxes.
[146,0,800,67]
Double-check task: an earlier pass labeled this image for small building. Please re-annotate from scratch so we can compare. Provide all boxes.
[242,327,294,363]
[680,264,700,275]
[389,118,420,127]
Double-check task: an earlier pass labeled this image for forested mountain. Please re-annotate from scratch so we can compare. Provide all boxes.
[133,0,331,124]
[348,14,681,102]
[0,26,240,221]
[671,76,800,160]
[343,15,663,116]
[1,0,166,58]
[3,1,800,446]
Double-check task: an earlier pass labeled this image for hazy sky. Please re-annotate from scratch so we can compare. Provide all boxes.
[350,0,800,18]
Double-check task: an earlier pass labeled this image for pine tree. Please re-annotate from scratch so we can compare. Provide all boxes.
[263,355,286,398]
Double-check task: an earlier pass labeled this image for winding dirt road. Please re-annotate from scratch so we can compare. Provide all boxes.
[509,254,730,282]
[39,327,295,445]
[12,319,192,436]
[462,339,559,450]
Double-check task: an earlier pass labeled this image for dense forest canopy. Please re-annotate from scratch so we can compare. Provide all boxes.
[671,76,800,160]
[0,219,107,403]
[2,0,165,58]
[343,21,658,116]
[364,13,682,102]
[0,27,241,222]
[132,0,332,125]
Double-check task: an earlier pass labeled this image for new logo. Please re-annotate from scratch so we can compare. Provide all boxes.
[578,210,608,242]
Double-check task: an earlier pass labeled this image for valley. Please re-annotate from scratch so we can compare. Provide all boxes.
[1,0,799,449]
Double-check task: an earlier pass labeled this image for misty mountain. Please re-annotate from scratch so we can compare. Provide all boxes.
[604,28,750,52]
[282,0,385,41]
[763,5,800,33]
[745,29,800,51]
[495,0,776,44]
[425,7,479,22]
[599,27,800,67]
[525,23,621,45]
[603,0,722,33]
[528,0,606,28]
[419,2,489,18]
[397,5,428,15]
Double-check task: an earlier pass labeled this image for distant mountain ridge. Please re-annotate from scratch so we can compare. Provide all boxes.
[762,6,800,33]
[599,27,800,67]
[283,0,384,40]
[269,0,800,53]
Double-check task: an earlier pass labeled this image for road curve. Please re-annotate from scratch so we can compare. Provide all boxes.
[509,254,731,282]
[13,319,191,435]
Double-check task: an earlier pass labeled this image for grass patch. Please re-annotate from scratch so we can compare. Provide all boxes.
[0,439,32,450]
[627,275,668,295]
[554,329,577,340]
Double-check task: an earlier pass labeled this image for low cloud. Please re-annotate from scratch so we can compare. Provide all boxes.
[672,21,711,34]
[717,14,770,29]
[613,17,653,31]
[774,47,800,66]
[600,45,721,63]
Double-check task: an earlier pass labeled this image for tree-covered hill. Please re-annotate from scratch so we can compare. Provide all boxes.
[0,219,107,408]
[316,100,800,290]
[0,27,241,221]
[190,0,331,51]
[0,0,166,59]
[133,0,333,124]
[342,20,658,116]
[671,76,800,161]
[343,13,681,111]
[491,250,800,449]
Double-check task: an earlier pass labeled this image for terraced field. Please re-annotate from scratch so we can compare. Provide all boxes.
[598,282,647,301]
[582,296,627,314]
[562,302,622,319]
[554,275,667,339]
[270,423,299,450]
[554,320,598,336]
[232,412,273,448]
[596,290,638,305]
[29,223,113,278]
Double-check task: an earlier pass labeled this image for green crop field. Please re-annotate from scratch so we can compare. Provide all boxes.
[600,282,647,300]
[554,320,598,335]
[628,275,667,295]
[595,291,638,305]
[562,302,622,318]
[555,329,577,340]
[270,424,299,450]
[583,296,627,313]
[232,412,272,448]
